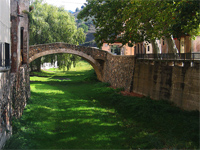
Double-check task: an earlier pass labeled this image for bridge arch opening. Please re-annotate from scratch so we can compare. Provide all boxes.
[29,48,103,81]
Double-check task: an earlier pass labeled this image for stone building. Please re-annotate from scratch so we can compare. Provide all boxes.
[0,0,30,148]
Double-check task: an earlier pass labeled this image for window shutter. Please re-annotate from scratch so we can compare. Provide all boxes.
[0,43,3,67]
[5,43,10,67]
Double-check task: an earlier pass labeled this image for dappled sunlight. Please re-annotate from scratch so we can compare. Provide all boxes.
[31,83,65,94]
[92,135,111,141]
[5,61,199,149]
[58,137,77,143]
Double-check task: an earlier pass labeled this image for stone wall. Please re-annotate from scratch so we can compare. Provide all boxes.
[0,65,30,148]
[0,71,12,149]
[131,60,200,111]
[12,65,30,118]
[103,53,135,91]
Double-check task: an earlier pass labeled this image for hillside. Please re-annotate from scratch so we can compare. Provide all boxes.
[73,9,97,47]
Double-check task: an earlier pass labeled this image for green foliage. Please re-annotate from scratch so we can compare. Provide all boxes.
[57,54,81,71]
[29,0,86,71]
[79,24,89,33]
[171,0,200,38]
[78,0,200,49]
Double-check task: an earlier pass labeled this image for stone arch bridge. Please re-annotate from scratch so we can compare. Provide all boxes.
[29,42,109,81]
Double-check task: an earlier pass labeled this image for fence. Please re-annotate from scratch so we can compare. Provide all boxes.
[136,53,200,60]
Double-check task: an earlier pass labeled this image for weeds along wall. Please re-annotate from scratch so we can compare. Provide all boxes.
[103,53,200,111]
[0,65,30,148]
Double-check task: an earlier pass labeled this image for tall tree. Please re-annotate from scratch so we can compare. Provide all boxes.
[29,0,86,71]
[78,0,200,54]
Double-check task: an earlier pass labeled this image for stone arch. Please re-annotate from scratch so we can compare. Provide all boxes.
[29,48,103,81]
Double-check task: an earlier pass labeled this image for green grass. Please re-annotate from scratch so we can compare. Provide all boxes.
[4,61,199,149]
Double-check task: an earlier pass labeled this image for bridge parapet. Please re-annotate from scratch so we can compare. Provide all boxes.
[29,42,107,61]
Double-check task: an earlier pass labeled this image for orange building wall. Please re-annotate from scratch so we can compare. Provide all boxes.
[192,36,200,52]
[102,43,110,52]
[124,44,134,55]
[161,38,168,53]
[102,36,200,55]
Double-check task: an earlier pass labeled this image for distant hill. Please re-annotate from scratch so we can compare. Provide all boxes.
[73,9,97,47]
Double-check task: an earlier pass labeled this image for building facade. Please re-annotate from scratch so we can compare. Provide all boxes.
[0,0,12,147]
[102,36,200,55]
[0,0,11,70]
[102,42,136,55]
[0,0,30,148]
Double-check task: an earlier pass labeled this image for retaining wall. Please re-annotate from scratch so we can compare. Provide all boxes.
[132,60,200,111]
[103,54,200,111]
[0,65,30,148]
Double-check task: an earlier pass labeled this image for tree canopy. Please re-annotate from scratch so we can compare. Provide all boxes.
[78,0,200,53]
[29,0,86,71]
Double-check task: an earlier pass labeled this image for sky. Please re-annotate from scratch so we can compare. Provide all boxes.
[44,0,87,12]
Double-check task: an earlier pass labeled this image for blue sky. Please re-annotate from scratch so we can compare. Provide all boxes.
[44,0,87,12]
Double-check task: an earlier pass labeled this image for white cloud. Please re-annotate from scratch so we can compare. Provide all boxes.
[44,0,87,12]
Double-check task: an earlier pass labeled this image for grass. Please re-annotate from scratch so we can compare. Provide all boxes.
[4,61,199,149]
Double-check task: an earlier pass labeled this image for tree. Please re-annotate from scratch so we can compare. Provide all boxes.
[81,5,85,9]
[29,0,86,71]
[79,24,89,33]
[78,0,200,54]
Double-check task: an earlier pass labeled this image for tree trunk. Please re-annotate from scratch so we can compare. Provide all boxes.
[30,63,33,72]
[35,57,41,72]
[165,35,179,54]
[150,39,160,54]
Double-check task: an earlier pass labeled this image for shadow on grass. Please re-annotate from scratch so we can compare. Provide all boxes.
[5,90,126,149]
[90,86,199,149]
[4,69,199,149]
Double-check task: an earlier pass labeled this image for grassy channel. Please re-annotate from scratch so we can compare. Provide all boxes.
[4,61,199,149]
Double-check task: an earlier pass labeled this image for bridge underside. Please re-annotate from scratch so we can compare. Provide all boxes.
[29,47,105,81]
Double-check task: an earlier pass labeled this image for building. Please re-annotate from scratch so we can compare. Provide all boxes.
[0,0,12,147]
[102,42,135,55]
[0,0,11,70]
[134,36,200,55]
[161,36,200,53]
[0,0,30,148]
[102,36,200,56]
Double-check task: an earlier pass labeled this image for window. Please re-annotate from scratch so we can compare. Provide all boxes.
[148,46,150,51]
[0,42,10,69]
[0,43,3,67]
[163,39,165,45]
[5,43,10,67]
[141,44,143,53]
[20,27,24,64]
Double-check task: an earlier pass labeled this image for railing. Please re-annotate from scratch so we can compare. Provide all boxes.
[136,53,200,60]
[0,59,11,68]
